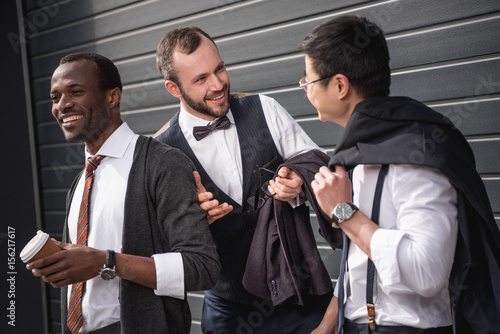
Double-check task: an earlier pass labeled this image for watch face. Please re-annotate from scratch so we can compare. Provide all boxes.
[100,268,117,280]
[334,203,353,220]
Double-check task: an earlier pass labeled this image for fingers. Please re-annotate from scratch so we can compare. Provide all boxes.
[269,181,303,202]
[28,252,67,286]
[313,165,347,187]
[200,198,219,211]
[54,239,72,250]
[318,165,335,178]
[198,190,214,203]
[311,165,352,216]
[334,165,346,174]
[194,171,219,207]
[199,197,233,224]
[193,170,232,222]
[313,165,349,188]
[312,166,331,188]
[277,166,291,178]
[27,245,104,288]
[276,172,303,189]
[269,179,299,196]
[269,169,303,202]
[206,203,233,224]
[48,278,70,288]
[41,271,70,288]
[193,171,207,193]
[26,250,62,271]
[37,264,78,288]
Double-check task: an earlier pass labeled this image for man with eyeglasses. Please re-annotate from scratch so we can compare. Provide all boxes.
[302,15,500,333]
[154,26,335,333]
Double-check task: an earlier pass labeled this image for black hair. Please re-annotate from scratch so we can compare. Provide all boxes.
[299,15,391,98]
[59,52,122,92]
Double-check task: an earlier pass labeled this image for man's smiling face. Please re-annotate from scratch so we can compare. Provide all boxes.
[172,35,231,120]
[50,59,113,146]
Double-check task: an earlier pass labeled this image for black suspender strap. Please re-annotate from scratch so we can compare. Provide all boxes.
[337,232,349,334]
[366,164,389,331]
[336,168,355,334]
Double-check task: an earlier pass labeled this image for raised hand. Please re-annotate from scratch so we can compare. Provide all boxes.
[267,166,303,202]
[194,171,233,224]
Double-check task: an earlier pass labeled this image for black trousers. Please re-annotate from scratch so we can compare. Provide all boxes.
[344,320,453,334]
[201,289,333,334]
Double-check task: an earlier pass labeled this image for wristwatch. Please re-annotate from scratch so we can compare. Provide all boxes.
[99,250,117,280]
[331,202,359,227]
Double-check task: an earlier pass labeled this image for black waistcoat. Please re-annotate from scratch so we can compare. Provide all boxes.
[156,94,284,304]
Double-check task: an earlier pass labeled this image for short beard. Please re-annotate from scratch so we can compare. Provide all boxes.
[179,83,231,119]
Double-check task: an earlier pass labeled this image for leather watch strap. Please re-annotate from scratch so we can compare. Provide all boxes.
[106,250,115,269]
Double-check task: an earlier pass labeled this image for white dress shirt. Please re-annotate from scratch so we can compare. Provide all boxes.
[337,164,458,328]
[178,94,322,204]
[67,123,184,332]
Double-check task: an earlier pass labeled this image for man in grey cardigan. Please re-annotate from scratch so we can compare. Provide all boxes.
[27,52,220,334]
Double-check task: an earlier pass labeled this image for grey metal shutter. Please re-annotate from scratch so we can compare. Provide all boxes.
[19,0,500,332]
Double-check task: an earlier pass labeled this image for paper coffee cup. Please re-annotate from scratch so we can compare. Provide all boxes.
[20,230,62,263]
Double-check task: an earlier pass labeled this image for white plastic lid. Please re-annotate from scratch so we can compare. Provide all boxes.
[20,230,49,263]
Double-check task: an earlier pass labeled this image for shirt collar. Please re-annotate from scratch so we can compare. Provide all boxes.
[85,122,137,159]
[178,101,235,128]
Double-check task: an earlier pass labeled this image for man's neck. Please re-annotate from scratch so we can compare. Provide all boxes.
[85,121,123,155]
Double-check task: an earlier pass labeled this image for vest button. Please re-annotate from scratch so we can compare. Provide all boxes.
[243,210,250,216]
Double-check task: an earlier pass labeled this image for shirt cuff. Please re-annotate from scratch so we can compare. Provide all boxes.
[152,253,185,299]
[370,228,406,286]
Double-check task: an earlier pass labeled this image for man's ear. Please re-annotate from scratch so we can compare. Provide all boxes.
[165,80,182,98]
[331,74,350,100]
[107,87,122,108]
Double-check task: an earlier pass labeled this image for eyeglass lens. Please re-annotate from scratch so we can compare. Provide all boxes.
[247,165,275,211]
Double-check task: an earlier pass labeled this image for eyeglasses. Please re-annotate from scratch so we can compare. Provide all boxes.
[247,164,276,211]
[299,76,331,91]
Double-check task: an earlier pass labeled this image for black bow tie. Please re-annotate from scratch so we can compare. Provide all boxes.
[193,116,231,141]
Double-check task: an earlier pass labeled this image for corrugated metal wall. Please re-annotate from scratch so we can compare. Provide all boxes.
[20,0,500,332]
